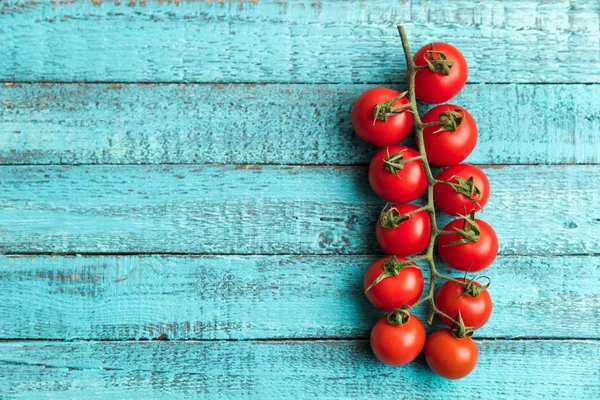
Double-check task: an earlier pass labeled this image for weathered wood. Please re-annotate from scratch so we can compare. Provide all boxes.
[0,340,598,399]
[0,254,598,340]
[1,165,598,255]
[2,83,598,165]
[1,0,598,83]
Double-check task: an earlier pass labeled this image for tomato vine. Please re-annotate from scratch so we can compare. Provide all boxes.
[354,25,497,378]
[396,24,464,326]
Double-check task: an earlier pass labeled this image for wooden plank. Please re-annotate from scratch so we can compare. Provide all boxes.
[1,165,598,255]
[1,0,598,83]
[0,254,598,340]
[0,340,597,399]
[2,83,599,165]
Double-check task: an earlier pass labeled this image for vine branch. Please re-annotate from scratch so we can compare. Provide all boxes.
[397,24,459,326]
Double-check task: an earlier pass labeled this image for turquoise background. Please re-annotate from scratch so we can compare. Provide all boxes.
[0,0,599,398]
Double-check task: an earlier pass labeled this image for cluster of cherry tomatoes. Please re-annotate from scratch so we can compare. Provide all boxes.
[352,41,498,379]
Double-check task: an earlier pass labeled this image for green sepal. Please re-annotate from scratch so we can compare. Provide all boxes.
[424,43,454,76]
[383,147,410,175]
[386,307,411,326]
[449,175,481,201]
[372,91,409,124]
[433,109,464,134]
[383,147,406,175]
[457,275,492,299]
[463,276,491,297]
[364,256,415,293]
[378,206,409,229]
[451,311,474,338]
[445,211,481,247]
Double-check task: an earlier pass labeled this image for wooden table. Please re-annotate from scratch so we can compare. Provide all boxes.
[1,1,599,398]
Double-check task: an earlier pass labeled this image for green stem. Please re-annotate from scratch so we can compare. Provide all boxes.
[410,294,432,308]
[399,204,433,218]
[436,273,466,284]
[398,24,459,326]
[421,121,444,128]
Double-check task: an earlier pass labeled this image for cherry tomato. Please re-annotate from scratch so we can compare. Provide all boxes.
[370,312,426,366]
[352,88,414,146]
[436,278,492,330]
[434,164,489,215]
[424,328,478,379]
[421,105,477,166]
[438,216,498,272]
[376,204,431,256]
[364,256,424,312]
[368,146,427,203]
[413,43,468,104]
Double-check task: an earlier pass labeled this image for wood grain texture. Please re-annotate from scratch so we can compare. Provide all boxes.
[0,340,598,399]
[2,83,599,165]
[0,254,598,340]
[1,0,598,83]
[1,165,598,255]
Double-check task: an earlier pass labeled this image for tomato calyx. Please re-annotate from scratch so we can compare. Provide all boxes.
[386,308,411,326]
[432,109,463,134]
[364,256,416,293]
[372,91,410,125]
[383,147,422,176]
[445,175,482,206]
[459,275,492,298]
[378,206,409,229]
[450,311,474,338]
[436,173,484,210]
[444,211,481,247]
[423,43,454,76]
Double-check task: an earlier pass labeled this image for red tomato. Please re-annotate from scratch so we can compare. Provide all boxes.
[421,105,477,166]
[370,312,426,366]
[436,278,492,330]
[376,204,431,256]
[351,88,414,146]
[368,146,427,203]
[412,43,468,104]
[438,216,498,272]
[434,164,489,215]
[424,328,478,379]
[364,256,424,312]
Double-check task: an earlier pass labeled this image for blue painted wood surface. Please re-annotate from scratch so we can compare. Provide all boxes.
[1,165,598,255]
[0,340,598,399]
[1,255,598,340]
[2,83,599,165]
[1,0,599,398]
[0,0,598,83]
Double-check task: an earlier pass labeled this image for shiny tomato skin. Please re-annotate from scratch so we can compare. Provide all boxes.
[438,218,498,272]
[413,43,468,104]
[368,146,427,203]
[434,164,490,215]
[376,204,431,256]
[370,314,426,366]
[364,257,424,312]
[424,329,478,379]
[422,105,477,166]
[352,88,414,146]
[436,278,492,329]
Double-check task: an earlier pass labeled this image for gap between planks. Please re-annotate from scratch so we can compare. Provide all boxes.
[2,81,597,86]
[2,162,600,167]
[4,252,600,257]
[0,338,598,343]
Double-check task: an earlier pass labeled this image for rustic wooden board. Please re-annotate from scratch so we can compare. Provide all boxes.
[2,0,598,395]
[0,340,598,399]
[1,0,598,83]
[1,165,598,255]
[0,254,598,340]
[2,83,599,165]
